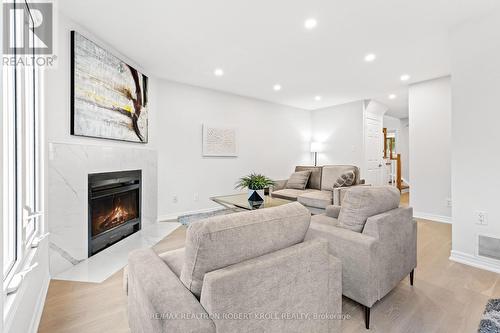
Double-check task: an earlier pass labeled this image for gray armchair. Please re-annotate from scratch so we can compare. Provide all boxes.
[127,202,343,333]
[305,186,417,329]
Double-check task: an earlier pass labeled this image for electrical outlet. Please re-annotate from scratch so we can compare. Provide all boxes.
[172,195,178,204]
[475,211,487,225]
[194,193,199,202]
[446,198,452,208]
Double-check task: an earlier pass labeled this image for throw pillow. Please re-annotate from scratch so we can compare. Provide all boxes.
[338,186,400,232]
[286,170,312,190]
[333,170,356,188]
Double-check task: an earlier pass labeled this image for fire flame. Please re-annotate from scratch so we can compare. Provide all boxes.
[93,197,135,235]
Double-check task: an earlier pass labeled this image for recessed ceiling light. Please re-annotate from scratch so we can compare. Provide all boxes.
[400,74,411,81]
[273,84,282,91]
[388,94,397,100]
[304,18,317,30]
[315,95,322,101]
[364,53,376,62]
[214,68,224,76]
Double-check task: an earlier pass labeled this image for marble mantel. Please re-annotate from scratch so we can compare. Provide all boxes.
[48,142,158,276]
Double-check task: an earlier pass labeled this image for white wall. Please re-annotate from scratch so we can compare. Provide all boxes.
[383,115,410,181]
[49,11,312,223]
[156,80,311,219]
[383,115,401,132]
[399,118,410,182]
[46,12,158,149]
[409,76,451,222]
[310,101,365,171]
[449,11,500,272]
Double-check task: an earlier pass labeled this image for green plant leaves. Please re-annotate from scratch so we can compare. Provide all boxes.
[235,173,275,190]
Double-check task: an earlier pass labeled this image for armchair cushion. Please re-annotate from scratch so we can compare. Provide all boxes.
[286,170,311,190]
[325,205,341,218]
[338,186,400,232]
[333,184,371,205]
[200,240,341,333]
[311,214,340,227]
[159,248,185,278]
[297,190,332,209]
[180,202,311,297]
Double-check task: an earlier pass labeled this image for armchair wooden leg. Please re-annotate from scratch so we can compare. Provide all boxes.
[364,306,371,329]
[410,269,414,286]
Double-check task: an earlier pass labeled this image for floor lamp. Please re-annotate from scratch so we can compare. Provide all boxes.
[310,142,321,166]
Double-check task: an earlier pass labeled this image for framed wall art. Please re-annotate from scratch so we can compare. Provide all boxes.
[202,125,237,157]
[71,31,148,143]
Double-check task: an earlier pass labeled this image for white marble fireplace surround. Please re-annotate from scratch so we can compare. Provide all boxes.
[48,142,158,276]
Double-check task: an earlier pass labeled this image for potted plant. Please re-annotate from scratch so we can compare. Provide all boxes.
[235,173,275,202]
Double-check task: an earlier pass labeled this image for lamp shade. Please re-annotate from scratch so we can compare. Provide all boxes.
[310,142,322,153]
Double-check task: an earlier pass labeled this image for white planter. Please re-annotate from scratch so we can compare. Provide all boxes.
[248,189,265,202]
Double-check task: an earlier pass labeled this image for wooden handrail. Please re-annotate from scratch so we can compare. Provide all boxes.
[383,128,402,191]
[389,138,394,159]
[383,128,387,159]
[396,153,402,192]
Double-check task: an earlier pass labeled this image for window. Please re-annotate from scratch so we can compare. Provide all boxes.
[2,0,41,280]
[2,51,17,277]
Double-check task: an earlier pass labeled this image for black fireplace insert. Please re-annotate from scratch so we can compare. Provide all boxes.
[88,170,141,256]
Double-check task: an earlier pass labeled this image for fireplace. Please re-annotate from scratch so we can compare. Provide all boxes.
[88,170,141,256]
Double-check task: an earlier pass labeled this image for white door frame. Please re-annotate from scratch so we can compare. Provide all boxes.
[363,100,388,185]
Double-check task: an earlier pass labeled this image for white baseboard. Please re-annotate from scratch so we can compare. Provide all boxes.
[413,211,452,224]
[449,250,500,274]
[158,206,224,222]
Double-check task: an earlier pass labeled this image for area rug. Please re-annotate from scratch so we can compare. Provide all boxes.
[479,299,500,333]
[178,207,244,225]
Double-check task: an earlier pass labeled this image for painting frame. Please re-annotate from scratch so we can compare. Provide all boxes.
[202,124,238,157]
[70,31,149,143]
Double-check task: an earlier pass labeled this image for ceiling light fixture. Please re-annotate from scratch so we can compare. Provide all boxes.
[388,94,397,100]
[273,84,282,91]
[304,18,317,30]
[400,74,411,81]
[214,68,224,76]
[315,95,322,101]
[364,53,376,62]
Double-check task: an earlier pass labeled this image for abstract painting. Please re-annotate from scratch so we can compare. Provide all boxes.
[71,31,148,143]
[202,125,237,157]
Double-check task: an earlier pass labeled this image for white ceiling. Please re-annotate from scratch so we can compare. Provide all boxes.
[59,0,500,118]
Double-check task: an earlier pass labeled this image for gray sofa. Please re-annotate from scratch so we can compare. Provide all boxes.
[272,165,366,214]
[127,202,342,333]
[305,186,417,329]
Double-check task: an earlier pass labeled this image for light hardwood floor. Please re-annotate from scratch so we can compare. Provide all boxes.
[38,194,500,332]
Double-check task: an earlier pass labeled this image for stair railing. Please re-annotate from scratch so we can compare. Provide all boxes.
[383,127,402,192]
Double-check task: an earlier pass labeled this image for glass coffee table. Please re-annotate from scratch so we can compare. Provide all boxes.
[210,193,292,210]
